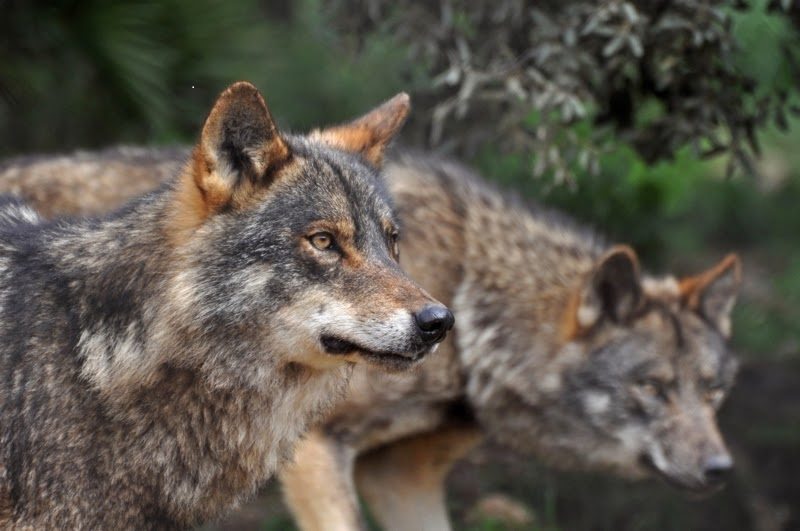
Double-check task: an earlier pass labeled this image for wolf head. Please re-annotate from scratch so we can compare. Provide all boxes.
[467,246,740,494]
[546,249,742,493]
[159,82,452,382]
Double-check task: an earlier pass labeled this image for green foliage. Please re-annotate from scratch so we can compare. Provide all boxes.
[326,0,800,181]
[259,514,297,531]
[0,0,410,155]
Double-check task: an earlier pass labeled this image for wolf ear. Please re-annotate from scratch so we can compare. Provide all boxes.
[313,93,410,166]
[680,254,742,338]
[576,246,642,329]
[190,81,291,212]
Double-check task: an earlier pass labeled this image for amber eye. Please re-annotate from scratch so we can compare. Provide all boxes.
[389,230,400,260]
[638,381,660,397]
[636,379,668,401]
[309,232,335,251]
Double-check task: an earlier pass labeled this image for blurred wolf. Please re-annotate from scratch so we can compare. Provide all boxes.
[0,149,740,531]
[282,157,742,531]
[0,83,453,529]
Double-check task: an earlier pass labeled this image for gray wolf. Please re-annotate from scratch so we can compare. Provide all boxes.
[0,149,740,531]
[281,156,741,531]
[0,83,452,529]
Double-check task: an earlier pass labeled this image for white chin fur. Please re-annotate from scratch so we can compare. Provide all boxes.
[316,306,417,354]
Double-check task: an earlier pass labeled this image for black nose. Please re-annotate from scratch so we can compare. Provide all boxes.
[414,305,454,344]
[703,454,733,484]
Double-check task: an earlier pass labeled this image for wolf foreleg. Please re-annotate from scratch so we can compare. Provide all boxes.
[281,429,365,531]
[354,422,482,531]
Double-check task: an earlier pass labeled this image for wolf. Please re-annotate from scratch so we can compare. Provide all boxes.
[0,83,453,529]
[278,155,741,531]
[0,149,741,531]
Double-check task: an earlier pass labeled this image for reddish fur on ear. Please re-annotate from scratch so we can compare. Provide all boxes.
[679,254,741,308]
[600,245,640,276]
[196,81,289,200]
[313,93,410,166]
[200,82,290,202]
[679,254,742,337]
[560,288,585,340]
[170,82,291,240]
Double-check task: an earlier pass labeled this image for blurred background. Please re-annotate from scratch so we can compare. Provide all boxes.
[1,1,798,529]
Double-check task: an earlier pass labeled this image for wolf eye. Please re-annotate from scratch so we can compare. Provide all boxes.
[309,232,336,251]
[636,379,668,401]
[638,381,660,397]
[389,230,400,260]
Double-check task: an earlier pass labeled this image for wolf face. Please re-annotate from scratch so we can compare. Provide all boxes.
[566,251,740,493]
[483,248,741,493]
[158,84,453,388]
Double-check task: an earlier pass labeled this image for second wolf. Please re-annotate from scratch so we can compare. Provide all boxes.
[0,148,741,530]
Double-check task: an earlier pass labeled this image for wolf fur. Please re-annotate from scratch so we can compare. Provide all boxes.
[279,156,741,531]
[0,147,741,531]
[0,83,453,529]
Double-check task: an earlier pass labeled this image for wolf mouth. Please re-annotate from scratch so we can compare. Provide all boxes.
[639,454,725,496]
[320,335,427,367]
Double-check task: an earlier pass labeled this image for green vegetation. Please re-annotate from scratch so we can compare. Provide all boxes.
[0,0,410,153]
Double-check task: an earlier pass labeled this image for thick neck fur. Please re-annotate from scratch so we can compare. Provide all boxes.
[48,187,176,395]
[431,169,610,446]
[0,184,349,527]
[452,175,604,366]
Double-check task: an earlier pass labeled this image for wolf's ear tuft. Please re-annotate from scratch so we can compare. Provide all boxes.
[312,92,410,166]
[192,81,290,211]
[680,254,742,338]
[577,246,642,329]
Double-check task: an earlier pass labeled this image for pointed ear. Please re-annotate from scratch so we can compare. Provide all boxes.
[312,93,410,166]
[679,254,742,338]
[191,81,291,212]
[576,246,643,329]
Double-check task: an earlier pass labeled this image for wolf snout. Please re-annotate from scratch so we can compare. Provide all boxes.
[414,304,455,344]
[703,453,733,485]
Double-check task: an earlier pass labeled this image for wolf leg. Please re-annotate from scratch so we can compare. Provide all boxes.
[280,429,365,531]
[354,422,482,531]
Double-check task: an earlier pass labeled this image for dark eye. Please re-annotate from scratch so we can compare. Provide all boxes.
[309,232,336,251]
[389,230,400,260]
